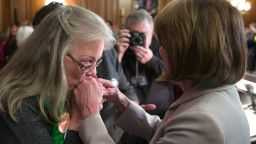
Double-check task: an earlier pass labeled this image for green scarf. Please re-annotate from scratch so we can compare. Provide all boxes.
[51,123,65,144]
[44,99,65,144]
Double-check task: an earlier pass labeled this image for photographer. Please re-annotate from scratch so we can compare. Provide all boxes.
[116,10,165,104]
[116,9,167,144]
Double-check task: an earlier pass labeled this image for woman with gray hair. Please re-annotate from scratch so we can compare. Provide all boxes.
[0,5,114,144]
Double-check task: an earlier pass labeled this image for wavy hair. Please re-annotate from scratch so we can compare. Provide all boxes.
[0,5,115,121]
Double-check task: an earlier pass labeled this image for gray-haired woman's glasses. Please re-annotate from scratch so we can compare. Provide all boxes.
[67,53,102,73]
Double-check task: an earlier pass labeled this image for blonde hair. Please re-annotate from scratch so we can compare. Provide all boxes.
[155,0,247,88]
[0,5,115,121]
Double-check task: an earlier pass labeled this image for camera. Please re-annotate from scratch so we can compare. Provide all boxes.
[129,31,145,46]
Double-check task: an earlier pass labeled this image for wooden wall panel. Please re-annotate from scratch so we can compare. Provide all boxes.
[30,0,45,23]
[242,0,256,26]
[2,0,256,34]
[0,0,11,33]
[0,0,44,32]
[55,0,127,29]
[0,0,3,32]
[66,0,81,6]
[119,0,133,28]
[10,0,28,24]
[9,0,44,25]
[0,0,1,32]
[0,0,134,32]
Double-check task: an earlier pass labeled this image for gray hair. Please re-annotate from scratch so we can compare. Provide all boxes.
[125,9,154,28]
[0,5,115,121]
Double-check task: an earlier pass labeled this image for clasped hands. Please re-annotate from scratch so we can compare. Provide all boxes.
[71,76,156,120]
[68,76,156,131]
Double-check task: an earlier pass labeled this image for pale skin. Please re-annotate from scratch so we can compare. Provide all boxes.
[99,78,156,112]
[116,20,154,64]
[64,39,105,131]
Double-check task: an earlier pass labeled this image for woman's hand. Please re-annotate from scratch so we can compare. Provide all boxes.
[73,76,103,120]
[68,97,81,131]
[98,78,130,112]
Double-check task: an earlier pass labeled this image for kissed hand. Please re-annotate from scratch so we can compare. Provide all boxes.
[98,78,130,112]
[72,76,103,119]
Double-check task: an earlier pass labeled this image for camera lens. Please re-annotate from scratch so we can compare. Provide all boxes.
[130,31,145,46]
[131,36,142,45]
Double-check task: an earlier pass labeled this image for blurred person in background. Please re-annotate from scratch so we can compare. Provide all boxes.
[116,10,165,102]
[16,25,34,47]
[116,9,169,108]
[116,9,175,144]
[0,32,7,69]
[246,23,256,73]
[105,19,118,38]
[1,22,19,68]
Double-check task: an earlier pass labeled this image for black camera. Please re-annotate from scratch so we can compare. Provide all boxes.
[129,31,145,46]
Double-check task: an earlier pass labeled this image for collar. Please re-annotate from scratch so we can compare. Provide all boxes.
[168,84,235,110]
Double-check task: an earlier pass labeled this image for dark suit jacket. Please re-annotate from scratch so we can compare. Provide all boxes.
[0,97,82,144]
[97,48,138,143]
[121,36,165,103]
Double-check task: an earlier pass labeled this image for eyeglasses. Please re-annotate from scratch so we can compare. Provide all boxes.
[67,53,102,73]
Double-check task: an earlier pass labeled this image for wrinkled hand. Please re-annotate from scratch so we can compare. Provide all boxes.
[116,29,131,62]
[98,78,130,112]
[68,98,80,131]
[131,46,153,64]
[73,76,103,120]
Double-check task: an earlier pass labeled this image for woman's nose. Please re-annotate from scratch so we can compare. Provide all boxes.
[85,67,97,78]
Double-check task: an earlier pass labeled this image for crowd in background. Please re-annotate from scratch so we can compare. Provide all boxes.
[0,21,34,69]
